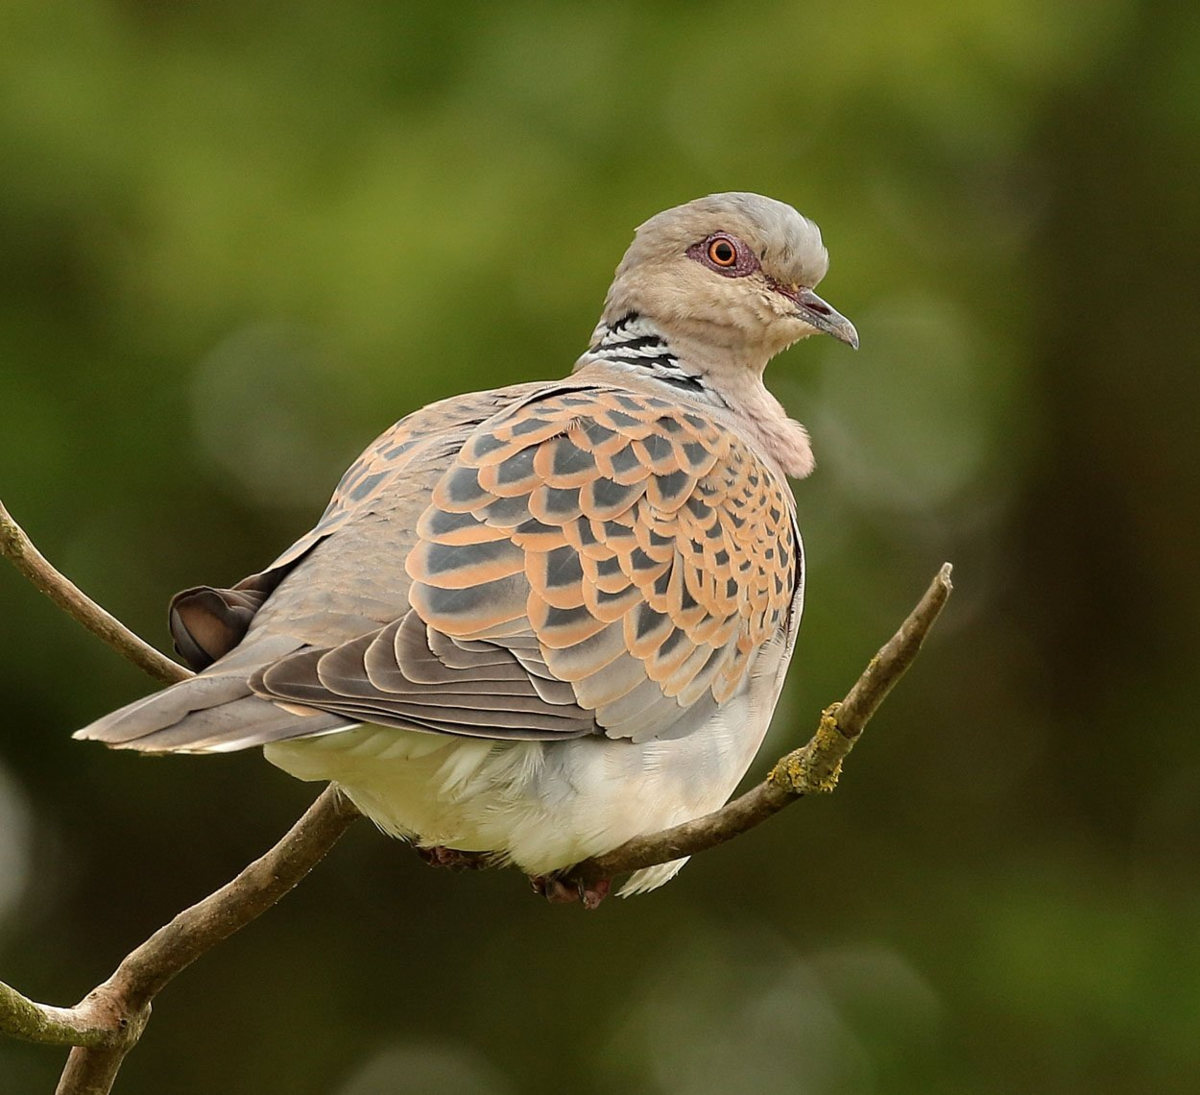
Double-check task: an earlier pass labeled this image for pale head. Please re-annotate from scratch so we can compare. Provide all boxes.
[600,192,857,371]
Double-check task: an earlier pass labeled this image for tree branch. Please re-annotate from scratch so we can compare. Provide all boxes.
[0,499,189,685]
[1,498,952,1094]
[0,983,112,1049]
[54,786,359,1095]
[1,502,362,1092]
[0,785,356,1091]
[105,785,360,1012]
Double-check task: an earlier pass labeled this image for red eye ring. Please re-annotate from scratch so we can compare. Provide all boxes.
[707,237,737,267]
[687,233,759,277]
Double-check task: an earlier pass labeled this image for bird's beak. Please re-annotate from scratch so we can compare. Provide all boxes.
[790,286,859,350]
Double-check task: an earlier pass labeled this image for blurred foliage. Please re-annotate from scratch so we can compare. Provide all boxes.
[1,1,1198,1092]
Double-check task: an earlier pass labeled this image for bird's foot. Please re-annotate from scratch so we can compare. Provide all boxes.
[415,845,489,871]
[530,873,611,910]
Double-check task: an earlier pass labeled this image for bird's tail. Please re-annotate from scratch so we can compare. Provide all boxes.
[74,635,352,754]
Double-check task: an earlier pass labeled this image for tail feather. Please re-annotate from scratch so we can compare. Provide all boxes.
[74,634,354,754]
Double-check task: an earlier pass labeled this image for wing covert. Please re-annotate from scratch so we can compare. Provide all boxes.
[252,385,799,743]
[406,387,799,738]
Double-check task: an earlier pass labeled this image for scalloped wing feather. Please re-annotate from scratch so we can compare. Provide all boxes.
[252,385,800,745]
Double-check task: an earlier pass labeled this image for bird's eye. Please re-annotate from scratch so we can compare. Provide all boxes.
[708,237,737,266]
[686,233,759,276]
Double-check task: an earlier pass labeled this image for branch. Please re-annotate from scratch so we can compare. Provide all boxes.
[105,785,360,1011]
[1,497,952,1093]
[568,563,953,888]
[0,983,111,1049]
[54,786,359,1095]
[1,502,363,1092]
[0,499,189,684]
[0,787,357,1085]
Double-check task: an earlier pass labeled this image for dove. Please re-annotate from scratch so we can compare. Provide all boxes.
[76,192,858,902]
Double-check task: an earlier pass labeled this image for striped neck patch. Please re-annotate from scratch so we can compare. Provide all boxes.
[586,313,709,395]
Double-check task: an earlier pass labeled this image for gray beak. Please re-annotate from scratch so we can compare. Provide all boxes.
[793,287,859,350]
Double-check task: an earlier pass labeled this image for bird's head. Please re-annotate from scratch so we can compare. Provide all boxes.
[601,192,858,371]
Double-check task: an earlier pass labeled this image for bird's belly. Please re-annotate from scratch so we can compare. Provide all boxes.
[263,692,764,888]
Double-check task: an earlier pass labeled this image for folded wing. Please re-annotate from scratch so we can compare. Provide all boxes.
[250,386,801,745]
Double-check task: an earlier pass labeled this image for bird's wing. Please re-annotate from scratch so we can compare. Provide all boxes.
[250,384,801,744]
[168,382,547,669]
[76,381,546,750]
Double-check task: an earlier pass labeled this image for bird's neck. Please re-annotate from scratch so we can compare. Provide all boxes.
[572,313,815,479]
[575,313,705,393]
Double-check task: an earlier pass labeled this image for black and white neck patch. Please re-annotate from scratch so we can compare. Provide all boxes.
[585,313,708,395]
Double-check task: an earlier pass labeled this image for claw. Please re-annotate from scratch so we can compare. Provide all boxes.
[579,877,611,910]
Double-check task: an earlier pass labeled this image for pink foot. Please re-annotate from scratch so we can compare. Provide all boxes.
[530,873,611,909]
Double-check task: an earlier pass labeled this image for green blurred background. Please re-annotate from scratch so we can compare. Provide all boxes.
[2,2,1198,1092]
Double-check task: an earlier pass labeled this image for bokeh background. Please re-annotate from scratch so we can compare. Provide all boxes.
[2,2,1198,1092]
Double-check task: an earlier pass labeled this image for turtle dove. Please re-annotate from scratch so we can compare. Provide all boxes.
[76,193,858,900]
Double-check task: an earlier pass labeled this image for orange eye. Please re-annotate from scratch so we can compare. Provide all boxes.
[707,237,737,266]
